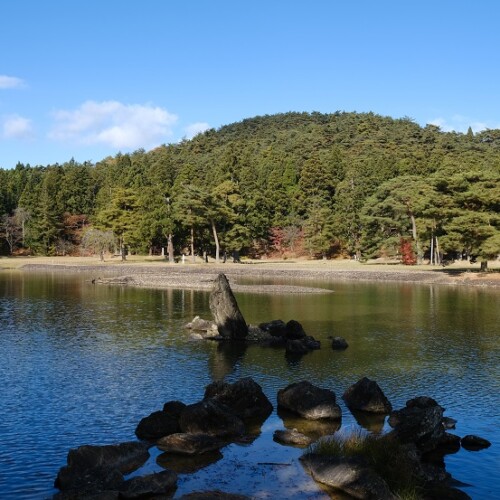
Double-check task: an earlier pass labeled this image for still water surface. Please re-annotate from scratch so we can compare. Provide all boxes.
[0,270,498,499]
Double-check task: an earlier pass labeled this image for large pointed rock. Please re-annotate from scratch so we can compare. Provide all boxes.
[209,274,248,340]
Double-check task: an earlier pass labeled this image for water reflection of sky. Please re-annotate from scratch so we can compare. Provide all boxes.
[0,271,498,499]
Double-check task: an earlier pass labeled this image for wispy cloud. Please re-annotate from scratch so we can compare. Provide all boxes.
[0,75,25,89]
[184,122,210,139]
[2,115,33,139]
[48,100,178,149]
[428,115,499,133]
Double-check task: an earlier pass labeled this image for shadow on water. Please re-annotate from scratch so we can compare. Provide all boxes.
[157,450,223,474]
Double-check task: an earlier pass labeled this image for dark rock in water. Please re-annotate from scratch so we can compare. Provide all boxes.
[461,434,491,451]
[179,399,245,437]
[209,274,248,340]
[55,465,124,495]
[300,453,397,500]
[331,336,349,349]
[157,450,223,474]
[424,481,472,499]
[285,320,307,340]
[135,401,185,440]
[342,377,392,414]
[179,491,250,500]
[258,319,287,337]
[273,428,313,447]
[437,432,462,454]
[285,338,310,355]
[120,470,177,499]
[388,396,444,452]
[278,381,341,420]
[157,433,226,455]
[204,377,273,421]
[54,442,149,492]
[423,433,461,463]
[406,396,443,410]
[303,336,321,350]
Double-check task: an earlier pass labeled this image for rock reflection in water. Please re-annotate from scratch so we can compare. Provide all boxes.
[208,342,248,381]
[278,408,341,442]
[349,409,386,434]
[157,450,223,474]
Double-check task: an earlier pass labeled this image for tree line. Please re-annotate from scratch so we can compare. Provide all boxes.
[1,111,499,267]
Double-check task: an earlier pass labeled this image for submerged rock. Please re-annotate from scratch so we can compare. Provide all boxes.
[273,428,313,447]
[277,381,341,420]
[209,274,248,340]
[157,433,226,455]
[342,377,392,414]
[120,470,177,499]
[179,491,250,500]
[157,450,223,474]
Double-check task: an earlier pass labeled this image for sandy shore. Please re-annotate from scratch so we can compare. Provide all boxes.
[1,255,499,292]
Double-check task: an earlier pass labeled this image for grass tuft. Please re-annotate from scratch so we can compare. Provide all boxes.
[309,429,424,499]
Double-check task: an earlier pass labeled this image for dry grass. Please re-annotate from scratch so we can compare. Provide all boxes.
[310,429,424,499]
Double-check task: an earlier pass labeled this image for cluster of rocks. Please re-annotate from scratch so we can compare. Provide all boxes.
[301,383,491,500]
[54,275,490,498]
[187,273,348,354]
[54,375,491,499]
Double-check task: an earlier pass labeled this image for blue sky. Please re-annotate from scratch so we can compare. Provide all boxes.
[1,0,499,169]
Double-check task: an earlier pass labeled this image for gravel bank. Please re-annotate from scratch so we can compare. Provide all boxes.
[16,261,500,292]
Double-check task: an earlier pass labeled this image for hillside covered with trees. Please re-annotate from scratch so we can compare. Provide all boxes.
[1,111,499,267]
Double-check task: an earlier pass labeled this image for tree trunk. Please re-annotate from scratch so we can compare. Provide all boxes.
[190,226,195,263]
[430,233,434,266]
[410,212,422,264]
[120,237,126,261]
[167,233,174,264]
[480,260,488,272]
[211,218,220,263]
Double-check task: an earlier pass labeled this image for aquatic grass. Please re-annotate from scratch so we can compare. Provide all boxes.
[308,429,424,499]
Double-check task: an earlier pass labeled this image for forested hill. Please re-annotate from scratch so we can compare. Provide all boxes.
[1,111,499,264]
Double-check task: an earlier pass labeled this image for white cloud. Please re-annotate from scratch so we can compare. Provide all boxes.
[48,100,178,149]
[0,75,25,89]
[428,116,499,133]
[184,122,210,139]
[2,115,33,139]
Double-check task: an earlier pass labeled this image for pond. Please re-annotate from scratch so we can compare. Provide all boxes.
[0,270,498,499]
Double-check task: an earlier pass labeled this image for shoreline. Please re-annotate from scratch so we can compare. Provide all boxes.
[2,256,500,291]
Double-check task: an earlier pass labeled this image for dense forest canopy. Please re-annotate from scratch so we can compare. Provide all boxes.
[1,111,499,266]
